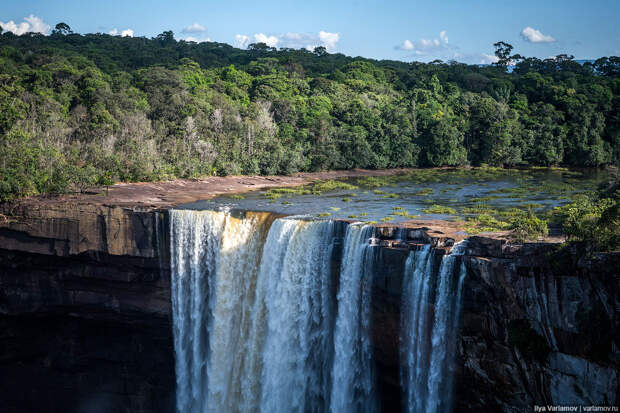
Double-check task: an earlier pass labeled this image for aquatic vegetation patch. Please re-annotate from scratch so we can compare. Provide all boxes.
[392,209,419,219]
[520,202,545,209]
[461,203,497,214]
[356,176,396,188]
[422,205,457,215]
[468,195,503,203]
[311,180,358,194]
[414,188,434,196]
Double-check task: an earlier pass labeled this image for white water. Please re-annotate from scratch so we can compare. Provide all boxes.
[400,242,468,413]
[171,209,466,413]
[170,210,226,413]
[259,219,337,413]
[330,224,378,413]
[171,210,361,413]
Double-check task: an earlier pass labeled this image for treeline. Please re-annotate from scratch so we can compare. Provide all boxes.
[0,27,618,201]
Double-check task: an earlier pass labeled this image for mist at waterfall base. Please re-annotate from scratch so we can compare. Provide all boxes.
[170,209,468,412]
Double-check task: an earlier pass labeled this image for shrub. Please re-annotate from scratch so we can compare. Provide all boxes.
[559,195,619,251]
[510,211,548,242]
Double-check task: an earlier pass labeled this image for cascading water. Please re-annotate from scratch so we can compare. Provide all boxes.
[258,218,337,413]
[171,208,466,413]
[400,242,468,413]
[330,224,378,413]
[171,210,377,413]
[170,210,226,413]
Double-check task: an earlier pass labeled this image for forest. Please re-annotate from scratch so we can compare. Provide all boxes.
[0,25,619,202]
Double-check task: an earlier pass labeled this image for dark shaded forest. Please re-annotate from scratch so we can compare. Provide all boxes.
[0,26,618,201]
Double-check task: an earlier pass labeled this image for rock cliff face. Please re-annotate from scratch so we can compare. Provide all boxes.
[0,204,174,413]
[369,233,618,412]
[457,241,619,412]
[0,205,617,412]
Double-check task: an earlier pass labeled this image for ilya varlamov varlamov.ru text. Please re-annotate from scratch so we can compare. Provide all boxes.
[535,406,619,412]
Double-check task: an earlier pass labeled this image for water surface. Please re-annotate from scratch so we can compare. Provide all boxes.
[181,168,609,223]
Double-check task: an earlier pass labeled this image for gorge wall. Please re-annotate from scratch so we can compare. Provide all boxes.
[0,204,174,412]
[0,204,617,412]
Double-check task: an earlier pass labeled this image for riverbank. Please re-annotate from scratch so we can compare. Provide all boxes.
[2,168,423,211]
[2,166,588,244]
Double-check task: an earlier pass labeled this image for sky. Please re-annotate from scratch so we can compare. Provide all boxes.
[1,0,619,64]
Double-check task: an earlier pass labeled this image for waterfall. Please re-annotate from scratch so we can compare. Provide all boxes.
[204,211,275,412]
[400,245,435,413]
[170,210,344,413]
[171,208,465,413]
[259,218,337,413]
[330,224,378,413]
[400,242,468,413]
[170,210,226,413]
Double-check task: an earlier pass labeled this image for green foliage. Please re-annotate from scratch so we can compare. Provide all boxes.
[555,193,619,251]
[509,211,549,242]
[0,31,617,202]
[311,180,358,194]
[422,204,457,215]
[465,213,511,234]
[414,188,434,196]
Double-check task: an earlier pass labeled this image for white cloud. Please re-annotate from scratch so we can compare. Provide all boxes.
[108,28,133,37]
[184,36,211,43]
[395,30,451,54]
[520,27,555,43]
[234,31,340,51]
[439,30,448,44]
[318,31,339,50]
[396,30,499,65]
[398,39,414,50]
[235,34,251,48]
[448,52,503,65]
[253,33,279,47]
[479,53,499,64]
[182,23,206,34]
[0,14,50,35]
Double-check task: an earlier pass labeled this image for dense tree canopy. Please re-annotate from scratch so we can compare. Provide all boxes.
[0,29,618,201]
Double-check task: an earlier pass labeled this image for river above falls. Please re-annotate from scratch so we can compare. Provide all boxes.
[180,168,610,224]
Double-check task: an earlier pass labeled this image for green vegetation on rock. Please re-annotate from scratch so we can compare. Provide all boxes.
[509,211,549,242]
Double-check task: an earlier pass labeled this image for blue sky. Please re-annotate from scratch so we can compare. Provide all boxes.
[1,0,619,63]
